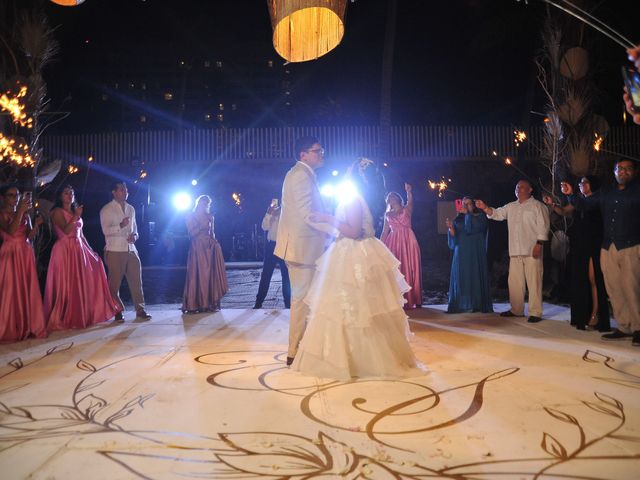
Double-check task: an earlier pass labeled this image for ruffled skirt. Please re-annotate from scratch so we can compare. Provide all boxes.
[292,236,426,381]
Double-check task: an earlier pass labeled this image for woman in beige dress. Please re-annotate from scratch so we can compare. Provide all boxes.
[182,195,228,313]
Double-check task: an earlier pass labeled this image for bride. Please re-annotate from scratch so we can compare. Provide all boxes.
[291,158,426,381]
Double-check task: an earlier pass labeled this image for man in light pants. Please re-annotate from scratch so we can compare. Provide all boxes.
[100,182,151,322]
[476,180,550,323]
[274,136,328,366]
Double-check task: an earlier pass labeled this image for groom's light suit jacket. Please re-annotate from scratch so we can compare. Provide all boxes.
[274,161,327,265]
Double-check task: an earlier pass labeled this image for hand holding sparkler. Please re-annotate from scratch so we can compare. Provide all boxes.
[474,199,492,216]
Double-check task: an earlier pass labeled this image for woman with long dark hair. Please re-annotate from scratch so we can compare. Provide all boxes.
[0,185,47,341]
[44,185,120,330]
[544,176,610,331]
[446,196,493,313]
[291,158,426,381]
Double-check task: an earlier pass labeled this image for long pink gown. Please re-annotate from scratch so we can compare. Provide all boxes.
[44,209,119,330]
[182,213,228,312]
[383,208,423,308]
[0,212,47,341]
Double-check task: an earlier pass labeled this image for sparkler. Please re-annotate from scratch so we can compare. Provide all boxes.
[519,0,635,50]
[67,165,79,174]
[0,132,34,166]
[593,133,603,152]
[232,192,242,207]
[514,130,527,147]
[427,177,458,198]
[133,169,147,184]
[0,85,33,128]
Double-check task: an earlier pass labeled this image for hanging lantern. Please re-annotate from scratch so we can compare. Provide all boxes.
[267,0,347,63]
[50,0,86,6]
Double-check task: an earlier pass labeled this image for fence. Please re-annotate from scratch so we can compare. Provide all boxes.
[40,125,640,165]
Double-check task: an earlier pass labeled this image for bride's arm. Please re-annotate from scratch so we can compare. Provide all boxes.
[310,200,363,239]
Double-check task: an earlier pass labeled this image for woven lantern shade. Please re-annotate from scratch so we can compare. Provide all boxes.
[50,0,85,6]
[267,0,347,63]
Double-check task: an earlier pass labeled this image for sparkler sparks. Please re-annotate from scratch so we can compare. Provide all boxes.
[427,177,451,198]
[593,133,603,152]
[67,165,79,174]
[514,130,527,147]
[0,133,34,166]
[232,192,242,206]
[0,85,32,128]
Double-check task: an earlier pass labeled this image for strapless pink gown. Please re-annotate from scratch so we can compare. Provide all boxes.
[44,209,119,330]
[0,212,47,341]
[383,208,423,308]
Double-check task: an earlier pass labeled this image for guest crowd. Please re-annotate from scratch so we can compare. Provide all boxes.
[0,157,638,348]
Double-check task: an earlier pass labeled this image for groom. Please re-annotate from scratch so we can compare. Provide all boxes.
[274,136,328,366]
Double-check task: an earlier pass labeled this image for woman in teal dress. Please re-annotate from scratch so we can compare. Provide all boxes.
[446,196,493,313]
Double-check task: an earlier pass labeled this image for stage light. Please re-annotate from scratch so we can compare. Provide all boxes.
[191,179,198,186]
[172,192,192,211]
[335,180,357,203]
[331,170,339,176]
[320,184,335,197]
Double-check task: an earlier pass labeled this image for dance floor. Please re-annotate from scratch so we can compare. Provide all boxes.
[0,304,638,479]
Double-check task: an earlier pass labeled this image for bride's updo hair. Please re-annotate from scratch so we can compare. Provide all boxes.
[349,157,386,235]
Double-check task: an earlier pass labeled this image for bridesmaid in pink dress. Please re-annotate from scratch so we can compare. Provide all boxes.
[44,185,120,330]
[182,195,228,313]
[381,183,423,309]
[0,186,47,341]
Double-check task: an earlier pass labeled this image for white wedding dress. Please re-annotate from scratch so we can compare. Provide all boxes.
[291,196,427,381]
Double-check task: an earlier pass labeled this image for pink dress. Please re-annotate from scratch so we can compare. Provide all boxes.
[0,212,47,341]
[182,213,228,312]
[383,208,423,308]
[44,209,119,330]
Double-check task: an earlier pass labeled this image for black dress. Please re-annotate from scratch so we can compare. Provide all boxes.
[567,204,610,331]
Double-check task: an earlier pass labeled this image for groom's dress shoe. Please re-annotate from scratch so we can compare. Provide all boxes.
[286,356,294,366]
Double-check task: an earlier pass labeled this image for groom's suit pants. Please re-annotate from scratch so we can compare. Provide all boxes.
[286,261,316,357]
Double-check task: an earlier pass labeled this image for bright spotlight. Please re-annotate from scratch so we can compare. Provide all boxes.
[172,192,192,211]
[335,181,357,203]
[331,170,339,177]
[191,179,198,186]
[320,184,335,197]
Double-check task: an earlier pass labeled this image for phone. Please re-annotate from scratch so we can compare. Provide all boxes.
[622,67,640,113]
[271,198,278,207]
[455,199,463,210]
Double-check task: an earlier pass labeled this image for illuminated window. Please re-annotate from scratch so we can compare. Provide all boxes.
[216,60,223,68]
[217,113,224,122]
[141,83,147,90]
[231,104,237,111]
[267,60,273,68]
[204,60,211,68]
[128,82,135,89]
[140,115,147,123]
[204,113,211,121]
[101,94,108,101]
[164,92,173,101]
[218,103,224,111]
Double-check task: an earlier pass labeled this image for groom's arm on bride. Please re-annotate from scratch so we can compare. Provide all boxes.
[310,201,363,239]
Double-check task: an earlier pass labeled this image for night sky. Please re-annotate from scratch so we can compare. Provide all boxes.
[32,0,639,131]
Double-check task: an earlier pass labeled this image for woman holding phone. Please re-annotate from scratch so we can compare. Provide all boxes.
[445,196,493,314]
[0,186,47,341]
[44,185,119,330]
